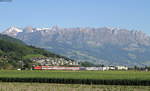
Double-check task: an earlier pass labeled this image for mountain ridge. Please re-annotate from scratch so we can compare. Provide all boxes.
[2,26,150,66]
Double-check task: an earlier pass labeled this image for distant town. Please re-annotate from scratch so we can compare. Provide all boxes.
[24,56,150,71]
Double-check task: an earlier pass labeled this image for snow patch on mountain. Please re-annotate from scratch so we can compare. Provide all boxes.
[2,26,22,37]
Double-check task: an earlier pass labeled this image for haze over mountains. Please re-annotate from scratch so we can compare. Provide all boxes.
[2,26,150,66]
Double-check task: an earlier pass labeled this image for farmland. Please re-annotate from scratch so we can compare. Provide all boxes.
[0,70,149,80]
[0,82,150,91]
[0,70,150,85]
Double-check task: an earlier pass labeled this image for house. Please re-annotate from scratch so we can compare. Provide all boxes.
[108,66,116,70]
[116,66,128,70]
[102,67,110,71]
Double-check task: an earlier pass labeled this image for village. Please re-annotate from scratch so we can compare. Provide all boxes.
[31,57,78,66]
[30,57,128,71]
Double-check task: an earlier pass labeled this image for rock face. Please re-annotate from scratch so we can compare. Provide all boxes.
[2,26,150,66]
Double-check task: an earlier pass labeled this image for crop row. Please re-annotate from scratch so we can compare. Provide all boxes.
[0,77,150,86]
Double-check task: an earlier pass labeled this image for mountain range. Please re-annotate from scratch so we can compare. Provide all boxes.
[2,26,150,66]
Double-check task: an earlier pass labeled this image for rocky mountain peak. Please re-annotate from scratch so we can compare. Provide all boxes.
[2,26,22,37]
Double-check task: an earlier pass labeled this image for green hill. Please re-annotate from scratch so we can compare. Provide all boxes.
[0,34,74,69]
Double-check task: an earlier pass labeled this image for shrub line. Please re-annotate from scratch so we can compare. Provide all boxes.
[0,77,149,86]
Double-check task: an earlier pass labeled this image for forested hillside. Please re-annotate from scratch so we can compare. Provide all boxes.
[0,34,74,69]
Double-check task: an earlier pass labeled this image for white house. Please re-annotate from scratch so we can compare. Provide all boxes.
[116,66,128,70]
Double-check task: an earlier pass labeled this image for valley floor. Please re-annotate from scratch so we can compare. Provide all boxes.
[0,82,149,91]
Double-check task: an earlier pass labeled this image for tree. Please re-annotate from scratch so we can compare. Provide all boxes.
[0,50,4,56]
[79,61,95,67]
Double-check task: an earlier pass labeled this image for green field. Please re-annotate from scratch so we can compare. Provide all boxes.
[0,70,150,85]
[0,82,149,91]
[0,70,149,80]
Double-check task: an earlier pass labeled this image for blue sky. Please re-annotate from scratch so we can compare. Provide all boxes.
[0,0,150,34]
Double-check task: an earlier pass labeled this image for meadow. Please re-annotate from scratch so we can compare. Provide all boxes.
[0,70,149,80]
[0,70,149,85]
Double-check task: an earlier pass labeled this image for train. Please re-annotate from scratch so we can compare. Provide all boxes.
[33,66,80,70]
[32,66,128,71]
[32,66,110,71]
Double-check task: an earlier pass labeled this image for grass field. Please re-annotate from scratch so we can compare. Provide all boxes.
[0,70,150,85]
[0,82,149,91]
[0,70,149,80]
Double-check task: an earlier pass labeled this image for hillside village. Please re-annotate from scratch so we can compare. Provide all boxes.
[31,57,79,66]
[30,57,129,71]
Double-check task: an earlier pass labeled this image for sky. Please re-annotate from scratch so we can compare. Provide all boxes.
[0,0,150,34]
